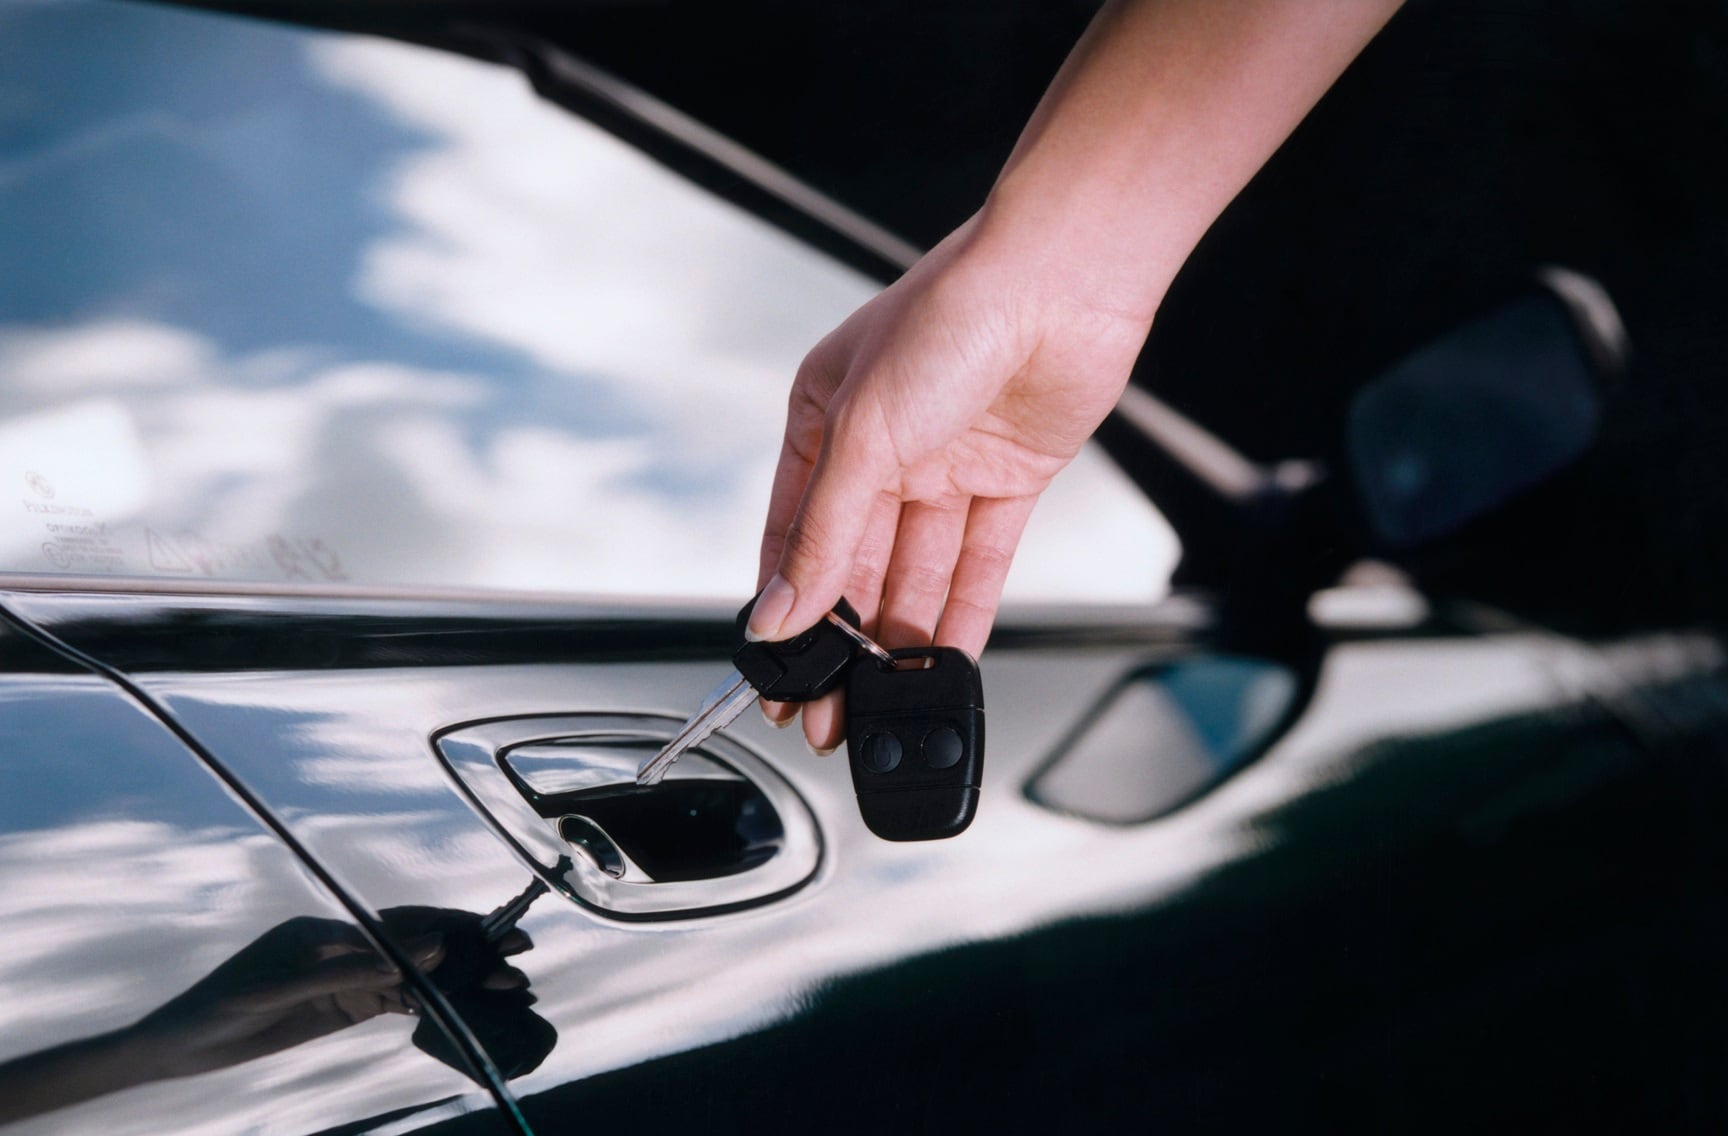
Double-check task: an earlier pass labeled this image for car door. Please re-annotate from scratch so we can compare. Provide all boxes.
[0,2,1184,1128]
[8,4,1728,1133]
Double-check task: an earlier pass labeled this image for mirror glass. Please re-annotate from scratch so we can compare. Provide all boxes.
[1348,293,1602,548]
[1028,656,1299,824]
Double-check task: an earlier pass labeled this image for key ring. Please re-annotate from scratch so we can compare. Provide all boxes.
[824,611,898,669]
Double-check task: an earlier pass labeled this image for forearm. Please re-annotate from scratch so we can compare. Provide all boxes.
[0,1028,160,1124]
[749,0,1402,672]
[982,0,1403,323]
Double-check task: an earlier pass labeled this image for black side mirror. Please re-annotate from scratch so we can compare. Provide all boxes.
[1348,267,1629,549]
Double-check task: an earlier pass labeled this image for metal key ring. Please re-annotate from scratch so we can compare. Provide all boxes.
[824,611,898,668]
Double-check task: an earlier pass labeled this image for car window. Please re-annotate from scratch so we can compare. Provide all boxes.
[0,0,1175,603]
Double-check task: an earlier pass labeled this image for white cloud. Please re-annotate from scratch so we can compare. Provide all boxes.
[0,817,496,1135]
[0,31,1173,602]
[0,319,215,392]
[312,37,868,465]
[307,36,1175,602]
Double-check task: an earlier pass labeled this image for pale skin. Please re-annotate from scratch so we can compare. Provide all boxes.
[750,0,1405,752]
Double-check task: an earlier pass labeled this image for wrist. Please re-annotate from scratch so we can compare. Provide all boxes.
[971,183,1179,332]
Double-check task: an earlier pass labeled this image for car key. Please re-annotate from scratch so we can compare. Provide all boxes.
[636,595,890,786]
[846,645,985,841]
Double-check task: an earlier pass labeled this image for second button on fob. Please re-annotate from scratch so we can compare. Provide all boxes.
[846,646,985,841]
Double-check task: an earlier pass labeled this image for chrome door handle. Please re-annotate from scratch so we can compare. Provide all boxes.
[434,714,822,919]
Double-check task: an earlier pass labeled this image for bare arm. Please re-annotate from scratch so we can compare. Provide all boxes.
[753,0,1402,750]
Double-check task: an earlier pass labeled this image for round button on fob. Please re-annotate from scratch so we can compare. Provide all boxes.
[859,732,902,773]
[923,726,963,769]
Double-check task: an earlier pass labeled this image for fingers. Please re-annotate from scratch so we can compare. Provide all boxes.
[795,492,945,754]
[748,404,896,643]
[801,495,1025,753]
[848,490,905,637]
[789,490,898,745]
[760,698,797,729]
[758,430,818,590]
[758,330,852,588]
[800,690,845,755]
[774,494,1029,753]
[934,495,1038,659]
[877,498,968,647]
[762,490,899,730]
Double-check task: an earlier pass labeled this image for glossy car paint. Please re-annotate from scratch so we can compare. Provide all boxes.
[0,610,510,1134]
[7,2,1728,1131]
[7,586,1728,1130]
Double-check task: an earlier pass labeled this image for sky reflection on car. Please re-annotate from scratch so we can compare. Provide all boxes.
[0,3,1173,601]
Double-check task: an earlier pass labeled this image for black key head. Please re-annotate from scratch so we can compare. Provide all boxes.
[846,645,985,841]
[732,594,863,702]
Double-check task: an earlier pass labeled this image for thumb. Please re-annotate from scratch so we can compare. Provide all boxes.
[748,411,893,642]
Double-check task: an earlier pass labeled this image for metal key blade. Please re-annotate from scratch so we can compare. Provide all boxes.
[636,669,759,786]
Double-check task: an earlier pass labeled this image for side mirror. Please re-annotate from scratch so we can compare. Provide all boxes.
[1025,654,1307,825]
[1348,267,1628,548]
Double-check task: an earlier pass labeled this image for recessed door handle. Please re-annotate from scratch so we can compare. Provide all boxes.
[434,714,822,919]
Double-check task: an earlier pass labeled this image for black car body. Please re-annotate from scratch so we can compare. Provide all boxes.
[4,2,1728,1132]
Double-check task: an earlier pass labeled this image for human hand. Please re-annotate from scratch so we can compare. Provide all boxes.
[751,213,1154,752]
[747,0,1402,755]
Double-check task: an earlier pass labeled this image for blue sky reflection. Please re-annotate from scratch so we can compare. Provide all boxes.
[0,0,1173,599]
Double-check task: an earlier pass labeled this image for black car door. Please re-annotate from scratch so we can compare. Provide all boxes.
[7,4,1728,1133]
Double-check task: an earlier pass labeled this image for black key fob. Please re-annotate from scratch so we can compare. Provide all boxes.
[846,645,984,841]
[732,594,864,702]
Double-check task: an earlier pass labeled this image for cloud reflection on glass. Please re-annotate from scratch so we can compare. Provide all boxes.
[0,4,1174,601]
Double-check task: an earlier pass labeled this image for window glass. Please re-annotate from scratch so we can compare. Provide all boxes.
[0,1,1174,602]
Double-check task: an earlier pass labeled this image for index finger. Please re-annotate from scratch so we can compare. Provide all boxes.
[750,411,897,643]
[759,332,852,586]
[758,429,818,588]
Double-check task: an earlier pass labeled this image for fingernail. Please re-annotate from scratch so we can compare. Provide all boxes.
[762,702,795,728]
[807,741,838,757]
[745,574,795,642]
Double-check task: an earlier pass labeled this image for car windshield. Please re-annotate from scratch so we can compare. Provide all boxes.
[0,1,1175,602]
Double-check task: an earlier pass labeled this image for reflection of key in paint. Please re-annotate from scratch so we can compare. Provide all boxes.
[480,878,548,944]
